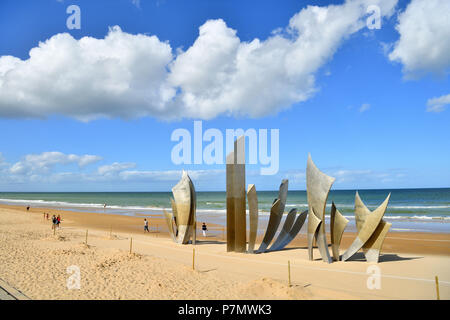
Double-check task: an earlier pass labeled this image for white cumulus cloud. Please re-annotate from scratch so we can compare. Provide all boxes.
[388,0,450,78]
[0,26,175,121]
[8,151,102,175]
[0,0,397,121]
[97,162,137,175]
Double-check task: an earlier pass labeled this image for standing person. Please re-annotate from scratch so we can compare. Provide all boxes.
[202,222,208,237]
[46,213,49,220]
[51,215,57,230]
[57,215,61,228]
[144,218,149,233]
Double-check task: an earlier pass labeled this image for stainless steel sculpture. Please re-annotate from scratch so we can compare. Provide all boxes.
[163,171,197,244]
[330,202,348,261]
[268,208,297,251]
[341,192,391,262]
[247,181,306,253]
[257,180,288,253]
[268,209,308,251]
[226,151,235,252]
[163,209,176,241]
[226,136,246,252]
[188,175,197,245]
[306,154,334,263]
[247,184,258,253]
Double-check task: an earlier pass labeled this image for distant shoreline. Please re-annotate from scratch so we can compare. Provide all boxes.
[1,188,449,234]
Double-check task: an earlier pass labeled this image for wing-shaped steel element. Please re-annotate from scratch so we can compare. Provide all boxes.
[257,180,288,253]
[275,210,308,251]
[267,208,297,251]
[256,199,281,253]
[306,154,334,263]
[354,191,370,232]
[247,184,259,253]
[163,209,176,241]
[352,192,392,263]
[363,220,391,263]
[172,170,194,244]
[170,197,179,237]
[269,209,307,251]
[341,192,391,262]
[330,202,349,261]
[188,176,197,245]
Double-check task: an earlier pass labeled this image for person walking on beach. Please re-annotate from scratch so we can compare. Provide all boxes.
[57,215,61,228]
[202,222,208,237]
[144,218,149,233]
[51,215,57,230]
[46,213,49,220]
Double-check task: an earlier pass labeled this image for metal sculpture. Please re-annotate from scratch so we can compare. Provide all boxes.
[257,180,288,253]
[268,208,297,251]
[341,192,391,262]
[220,151,394,261]
[268,209,308,251]
[306,154,334,263]
[188,175,197,245]
[247,184,258,253]
[163,171,196,244]
[330,202,348,261]
[226,136,246,252]
[163,208,176,241]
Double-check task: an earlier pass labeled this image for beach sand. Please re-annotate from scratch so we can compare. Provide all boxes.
[0,204,449,300]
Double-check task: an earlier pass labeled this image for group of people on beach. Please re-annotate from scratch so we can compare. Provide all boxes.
[49,214,61,229]
[143,218,208,237]
[39,209,62,229]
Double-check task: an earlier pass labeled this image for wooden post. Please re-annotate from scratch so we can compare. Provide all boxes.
[85,230,88,245]
[435,276,440,300]
[192,248,195,270]
[288,260,291,287]
[130,237,133,254]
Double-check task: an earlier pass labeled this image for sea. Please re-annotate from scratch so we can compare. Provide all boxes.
[0,188,449,234]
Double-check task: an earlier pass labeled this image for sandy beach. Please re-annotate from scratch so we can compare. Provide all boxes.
[0,204,449,300]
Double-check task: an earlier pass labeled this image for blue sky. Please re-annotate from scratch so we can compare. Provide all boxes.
[0,0,449,191]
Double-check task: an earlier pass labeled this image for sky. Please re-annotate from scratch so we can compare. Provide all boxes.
[0,0,449,192]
